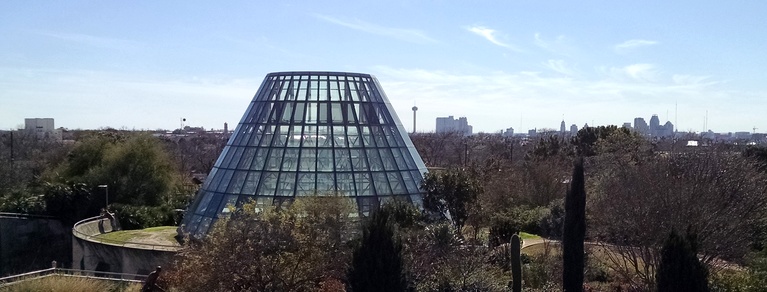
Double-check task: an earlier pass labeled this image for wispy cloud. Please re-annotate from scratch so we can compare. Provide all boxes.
[534,33,571,55]
[614,39,658,52]
[467,25,522,52]
[314,14,437,44]
[544,60,577,76]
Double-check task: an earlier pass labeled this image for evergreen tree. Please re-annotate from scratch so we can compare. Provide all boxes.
[348,208,408,292]
[563,157,586,292]
[656,229,709,292]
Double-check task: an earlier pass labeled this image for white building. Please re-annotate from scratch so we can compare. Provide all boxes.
[435,116,473,136]
[24,118,61,140]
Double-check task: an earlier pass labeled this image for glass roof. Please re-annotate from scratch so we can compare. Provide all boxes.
[182,71,428,236]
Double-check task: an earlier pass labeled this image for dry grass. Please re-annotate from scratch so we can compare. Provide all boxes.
[0,275,141,292]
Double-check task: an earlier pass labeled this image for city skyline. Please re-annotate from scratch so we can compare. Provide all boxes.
[2,1,766,133]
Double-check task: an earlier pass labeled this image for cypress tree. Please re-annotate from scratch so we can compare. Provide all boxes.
[348,209,408,292]
[656,229,709,292]
[563,157,586,292]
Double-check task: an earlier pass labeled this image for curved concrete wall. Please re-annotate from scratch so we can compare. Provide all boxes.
[72,218,177,276]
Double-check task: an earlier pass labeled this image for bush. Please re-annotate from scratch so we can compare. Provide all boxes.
[488,206,543,247]
[110,204,176,230]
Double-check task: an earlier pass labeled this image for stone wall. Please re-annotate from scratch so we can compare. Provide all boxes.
[0,214,71,276]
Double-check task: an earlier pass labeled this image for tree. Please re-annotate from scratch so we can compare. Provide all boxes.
[656,229,709,292]
[167,196,355,292]
[591,150,767,289]
[52,133,180,207]
[348,208,408,292]
[563,157,586,292]
[420,168,483,234]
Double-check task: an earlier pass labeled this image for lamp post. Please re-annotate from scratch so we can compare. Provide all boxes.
[98,185,108,208]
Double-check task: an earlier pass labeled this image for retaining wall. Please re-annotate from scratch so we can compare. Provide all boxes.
[0,214,71,276]
[72,217,177,276]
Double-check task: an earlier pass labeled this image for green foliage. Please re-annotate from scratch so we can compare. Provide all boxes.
[54,133,179,207]
[572,125,630,156]
[488,206,543,247]
[110,204,177,230]
[538,198,565,239]
[0,188,45,214]
[41,181,99,226]
[656,229,709,292]
[348,208,409,292]
[563,157,586,292]
[421,168,483,233]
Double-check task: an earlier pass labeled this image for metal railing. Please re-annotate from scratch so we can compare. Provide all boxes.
[0,267,146,287]
[72,216,181,251]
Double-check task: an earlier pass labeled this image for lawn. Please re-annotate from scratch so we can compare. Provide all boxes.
[94,226,179,246]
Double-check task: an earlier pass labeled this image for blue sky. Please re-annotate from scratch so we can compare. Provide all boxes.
[1,1,765,133]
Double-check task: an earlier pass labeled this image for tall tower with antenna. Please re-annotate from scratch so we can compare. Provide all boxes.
[411,105,418,133]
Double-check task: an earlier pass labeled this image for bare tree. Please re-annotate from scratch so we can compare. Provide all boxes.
[590,150,767,289]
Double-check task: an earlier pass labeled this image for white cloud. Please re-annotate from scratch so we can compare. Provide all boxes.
[467,25,522,52]
[314,14,437,44]
[534,33,571,55]
[544,60,577,76]
[614,39,658,52]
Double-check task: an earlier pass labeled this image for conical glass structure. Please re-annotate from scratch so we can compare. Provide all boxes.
[182,71,428,236]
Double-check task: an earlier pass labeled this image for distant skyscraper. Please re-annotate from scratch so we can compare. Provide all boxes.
[649,114,660,136]
[560,120,566,133]
[634,117,649,135]
[435,116,473,136]
[24,118,61,140]
[622,122,632,129]
[503,127,514,137]
[570,124,578,135]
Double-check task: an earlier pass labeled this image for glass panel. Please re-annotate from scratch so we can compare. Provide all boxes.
[402,171,419,193]
[388,172,406,194]
[296,173,316,196]
[226,147,245,169]
[366,149,383,171]
[317,173,334,192]
[215,170,234,192]
[241,172,261,195]
[355,173,372,196]
[373,172,392,195]
[299,149,316,171]
[318,126,332,147]
[237,148,257,169]
[195,192,214,214]
[379,148,396,170]
[317,149,333,171]
[336,173,354,196]
[282,149,299,171]
[331,103,343,123]
[259,172,278,197]
[276,173,296,196]
[347,126,361,147]
[334,149,352,172]
[226,170,248,193]
[205,194,225,217]
[266,149,284,171]
[251,148,268,170]
[319,103,328,123]
[349,149,368,170]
